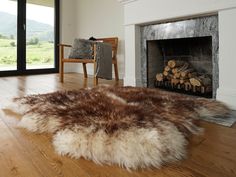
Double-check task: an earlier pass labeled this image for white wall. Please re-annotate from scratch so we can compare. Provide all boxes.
[60,0,78,72]
[61,0,125,79]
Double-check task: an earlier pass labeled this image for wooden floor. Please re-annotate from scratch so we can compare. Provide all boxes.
[0,73,235,177]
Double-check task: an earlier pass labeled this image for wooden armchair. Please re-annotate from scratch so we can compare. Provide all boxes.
[58,37,119,85]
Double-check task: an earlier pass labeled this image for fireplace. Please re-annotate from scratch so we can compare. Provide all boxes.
[120,0,236,109]
[147,36,213,98]
[141,15,218,98]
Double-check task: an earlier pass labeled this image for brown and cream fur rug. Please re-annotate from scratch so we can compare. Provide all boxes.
[9,85,230,169]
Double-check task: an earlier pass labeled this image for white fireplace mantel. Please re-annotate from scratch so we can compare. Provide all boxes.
[119,0,236,25]
[119,0,236,109]
[117,0,137,5]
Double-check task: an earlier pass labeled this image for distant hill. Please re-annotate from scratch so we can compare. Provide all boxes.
[0,11,53,41]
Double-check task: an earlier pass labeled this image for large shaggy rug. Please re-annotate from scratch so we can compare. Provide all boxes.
[9,85,230,170]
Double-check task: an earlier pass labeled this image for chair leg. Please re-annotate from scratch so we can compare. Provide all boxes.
[94,77,98,86]
[114,62,119,81]
[59,45,64,82]
[60,61,64,83]
[94,61,98,86]
[82,63,88,78]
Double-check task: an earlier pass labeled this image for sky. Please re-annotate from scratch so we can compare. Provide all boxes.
[0,0,54,26]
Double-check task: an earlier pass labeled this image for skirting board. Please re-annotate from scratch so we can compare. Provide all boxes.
[217,88,236,110]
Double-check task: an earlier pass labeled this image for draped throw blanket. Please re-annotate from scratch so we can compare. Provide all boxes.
[9,86,231,170]
[95,42,112,80]
[69,39,112,80]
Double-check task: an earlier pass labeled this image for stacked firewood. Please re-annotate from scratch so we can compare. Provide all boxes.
[156,59,212,87]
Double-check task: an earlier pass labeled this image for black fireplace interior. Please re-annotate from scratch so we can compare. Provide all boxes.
[147,36,213,98]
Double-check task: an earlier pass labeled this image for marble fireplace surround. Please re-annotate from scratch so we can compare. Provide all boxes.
[118,0,236,109]
[141,16,218,98]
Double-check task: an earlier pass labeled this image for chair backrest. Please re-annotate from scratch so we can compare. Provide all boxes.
[97,37,118,59]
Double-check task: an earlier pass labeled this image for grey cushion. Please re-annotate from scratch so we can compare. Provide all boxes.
[69,39,94,59]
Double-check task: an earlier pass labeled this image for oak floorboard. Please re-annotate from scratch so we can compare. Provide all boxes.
[0,118,43,177]
[1,110,90,177]
[0,73,235,177]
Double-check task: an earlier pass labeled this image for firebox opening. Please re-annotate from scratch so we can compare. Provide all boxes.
[147,36,213,98]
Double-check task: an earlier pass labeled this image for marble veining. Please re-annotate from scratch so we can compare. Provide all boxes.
[140,15,219,98]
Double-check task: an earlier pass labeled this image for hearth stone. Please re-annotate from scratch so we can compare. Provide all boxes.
[141,15,218,98]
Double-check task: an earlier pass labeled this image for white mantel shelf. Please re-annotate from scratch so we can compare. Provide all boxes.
[117,0,137,4]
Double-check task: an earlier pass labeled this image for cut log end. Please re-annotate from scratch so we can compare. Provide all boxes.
[168,60,186,68]
[189,76,211,87]
[156,73,164,81]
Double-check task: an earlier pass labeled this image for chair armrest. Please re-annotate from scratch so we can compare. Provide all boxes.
[59,44,72,60]
[58,44,72,47]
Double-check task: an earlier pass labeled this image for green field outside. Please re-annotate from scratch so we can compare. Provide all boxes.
[0,38,54,70]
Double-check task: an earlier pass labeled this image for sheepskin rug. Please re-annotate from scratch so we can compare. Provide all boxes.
[10,85,230,170]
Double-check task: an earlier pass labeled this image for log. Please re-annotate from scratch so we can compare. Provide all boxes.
[163,71,169,76]
[172,62,189,74]
[172,68,177,74]
[173,72,181,79]
[163,71,173,79]
[189,78,201,87]
[171,78,180,85]
[180,68,194,78]
[164,66,171,72]
[180,79,188,84]
[166,74,173,81]
[179,75,188,79]
[172,68,179,74]
[168,60,186,68]
[156,73,164,81]
[189,76,211,87]
[187,72,197,78]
